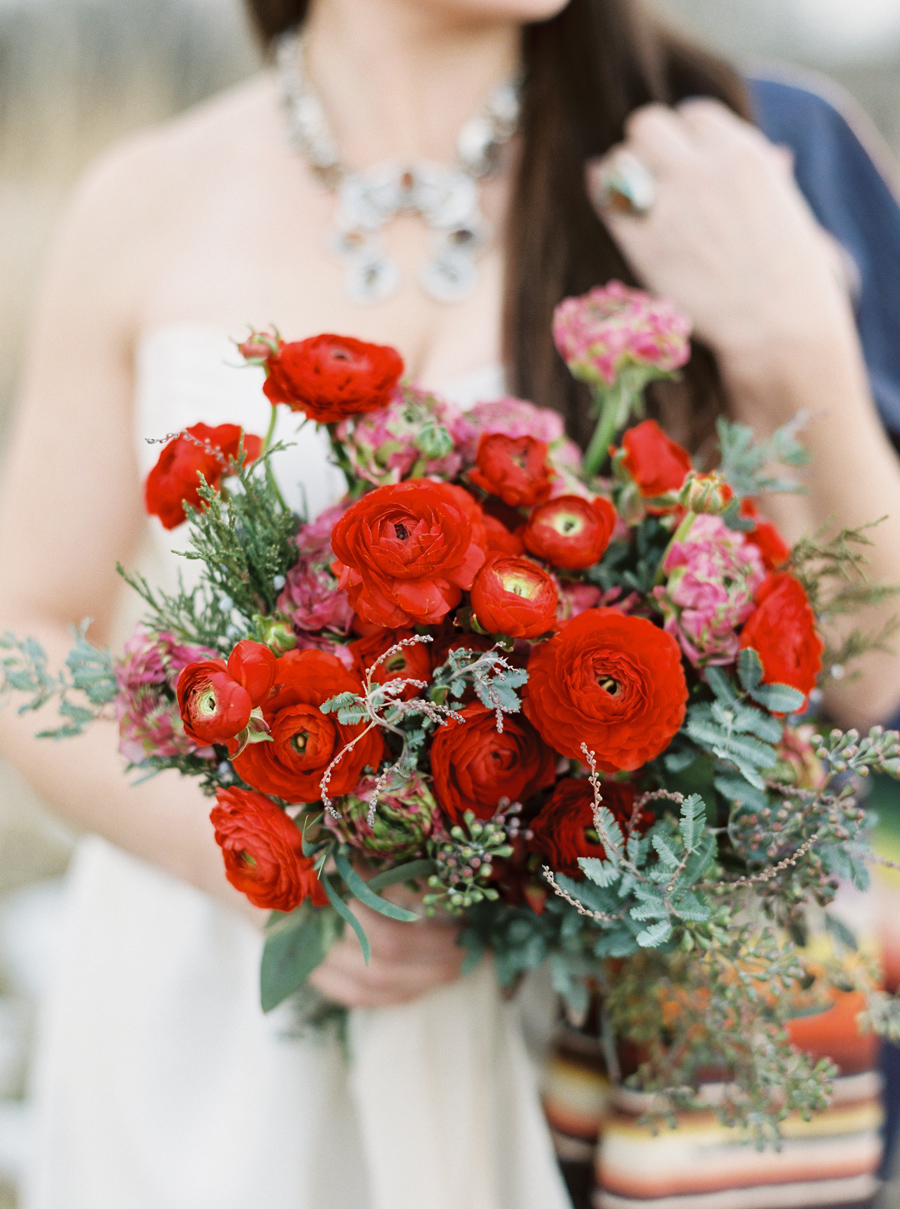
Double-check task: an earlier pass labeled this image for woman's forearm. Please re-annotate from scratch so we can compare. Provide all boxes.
[720,320,900,728]
[0,614,259,921]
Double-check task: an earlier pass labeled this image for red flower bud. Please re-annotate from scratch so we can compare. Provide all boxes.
[677,471,733,515]
[226,640,277,707]
[523,494,616,571]
[176,661,252,745]
[469,433,556,508]
[470,555,558,639]
[237,329,280,362]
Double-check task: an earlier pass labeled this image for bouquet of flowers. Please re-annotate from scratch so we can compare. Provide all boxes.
[5,282,900,1141]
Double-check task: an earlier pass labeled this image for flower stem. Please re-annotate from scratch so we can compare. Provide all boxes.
[261,405,289,513]
[327,426,366,499]
[583,382,627,478]
[654,510,697,586]
[262,402,279,454]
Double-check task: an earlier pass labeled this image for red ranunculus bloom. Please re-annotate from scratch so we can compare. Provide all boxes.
[523,494,616,571]
[210,786,328,910]
[469,433,556,508]
[348,628,432,701]
[482,513,526,556]
[619,419,691,502]
[430,704,556,824]
[740,499,791,571]
[232,649,384,802]
[226,640,277,706]
[470,555,558,639]
[740,572,823,705]
[263,333,404,424]
[524,608,688,771]
[176,660,252,745]
[144,423,262,530]
[529,778,652,877]
[331,480,487,628]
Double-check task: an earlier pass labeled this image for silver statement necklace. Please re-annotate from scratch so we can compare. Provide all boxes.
[276,28,521,305]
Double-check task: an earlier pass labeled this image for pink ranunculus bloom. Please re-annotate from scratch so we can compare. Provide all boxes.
[558,581,603,620]
[553,280,692,389]
[653,514,766,667]
[277,551,354,637]
[294,500,353,558]
[115,625,216,764]
[333,385,463,488]
[450,397,579,468]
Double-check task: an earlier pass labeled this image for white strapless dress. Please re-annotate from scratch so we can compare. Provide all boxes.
[22,325,573,1209]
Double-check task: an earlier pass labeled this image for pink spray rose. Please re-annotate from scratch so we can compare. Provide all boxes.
[115,626,217,763]
[334,385,462,487]
[553,281,692,389]
[654,514,766,666]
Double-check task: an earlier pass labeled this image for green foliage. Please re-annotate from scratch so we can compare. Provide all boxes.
[260,901,341,1013]
[550,790,716,954]
[788,521,900,629]
[0,622,117,738]
[431,646,528,716]
[716,413,809,498]
[178,446,299,620]
[603,933,836,1146]
[586,518,670,596]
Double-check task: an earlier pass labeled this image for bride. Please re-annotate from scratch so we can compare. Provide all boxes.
[2,0,900,1206]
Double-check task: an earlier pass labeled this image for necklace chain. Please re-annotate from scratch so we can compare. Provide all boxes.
[276,27,522,305]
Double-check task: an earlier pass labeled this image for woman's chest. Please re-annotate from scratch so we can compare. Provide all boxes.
[136,139,510,385]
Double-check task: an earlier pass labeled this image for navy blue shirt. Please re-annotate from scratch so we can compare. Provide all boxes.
[749,74,900,446]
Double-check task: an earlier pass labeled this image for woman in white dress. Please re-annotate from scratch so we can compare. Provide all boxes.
[2,0,900,1206]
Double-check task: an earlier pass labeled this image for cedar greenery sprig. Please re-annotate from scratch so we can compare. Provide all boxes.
[176,442,299,620]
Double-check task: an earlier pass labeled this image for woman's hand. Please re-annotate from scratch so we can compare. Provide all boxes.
[586,99,853,373]
[586,97,900,729]
[308,901,464,1009]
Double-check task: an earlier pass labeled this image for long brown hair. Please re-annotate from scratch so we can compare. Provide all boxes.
[246,0,751,451]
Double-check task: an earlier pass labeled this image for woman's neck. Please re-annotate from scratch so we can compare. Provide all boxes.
[302,0,522,168]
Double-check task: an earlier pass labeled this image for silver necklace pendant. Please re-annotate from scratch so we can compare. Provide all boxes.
[332,163,490,304]
[277,28,520,306]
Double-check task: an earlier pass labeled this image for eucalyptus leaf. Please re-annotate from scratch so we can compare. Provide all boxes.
[334,852,420,922]
[322,875,372,962]
[260,904,337,1012]
[367,858,437,894]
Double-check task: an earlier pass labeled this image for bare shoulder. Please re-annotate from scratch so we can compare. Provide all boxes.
[64,72,282,231]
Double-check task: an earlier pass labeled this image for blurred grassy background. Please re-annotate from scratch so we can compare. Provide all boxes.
[0,1,898,1205]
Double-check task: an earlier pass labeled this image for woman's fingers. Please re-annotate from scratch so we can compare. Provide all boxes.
[307,903,465,1009]
[585,98,846,358]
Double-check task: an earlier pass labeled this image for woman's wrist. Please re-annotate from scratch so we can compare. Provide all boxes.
[714,298,870,436]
